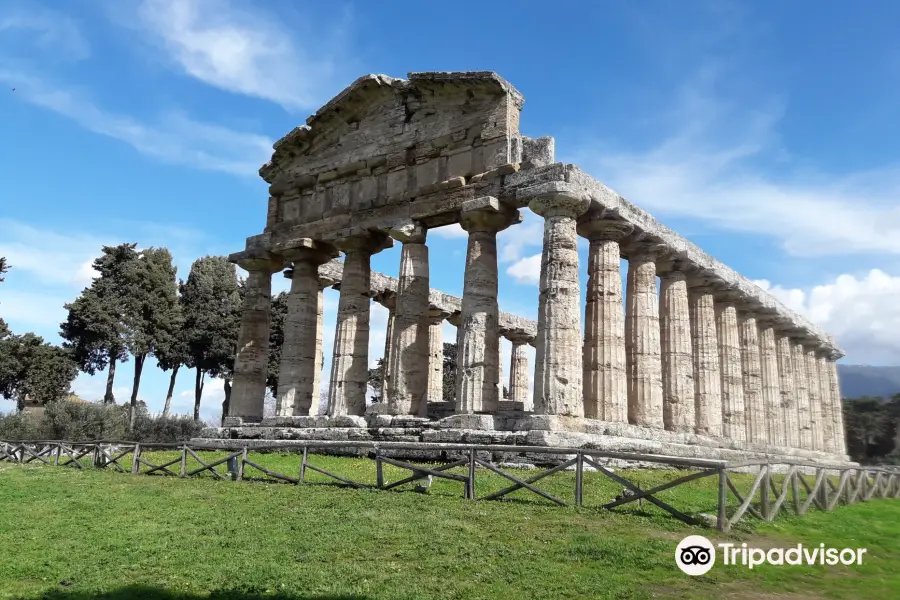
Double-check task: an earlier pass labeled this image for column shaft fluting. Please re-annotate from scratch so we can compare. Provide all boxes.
[277,251,333,416]
[310,284,326,415]
[426,310,446,404]
[827,359,846,455]
[775,335,798,448]
[792,343,812,449]
[380,304,395,403]
[739,314,766,444]
[387,226,430,416]
[805,349,824,451]
[529,191,589,416]
[689,287,721,436]
[578,220,631,422]
[498,338,505,400]
[660,271,695,433]
[508,340,531,408]
[816,354,835,453]
[230,260,278,420]
[328,237,386,416]
[758,324,782,446]
[456,199,517,414]
[716,301,745,441]
[625,252,664,428]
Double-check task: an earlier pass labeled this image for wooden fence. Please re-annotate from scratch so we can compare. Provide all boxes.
[2,439,898,532]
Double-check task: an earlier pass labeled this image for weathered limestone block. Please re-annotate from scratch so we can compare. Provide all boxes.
[659,270,695,433]
[827,358,846,456]
[739,313,766,444]
[805,348,824,451]
[386,222,430,415]
[229,255,282,421]
[456,197,519,414]
[529,185,590,416]
[506,332,532,411]
[277,242,338,417]
[688,285,721,436]
[498,337,505,401]
[427,307,449,403]
[327,233,391,416]
[625,247,664,429]
[715,301,745,441]
[775,334,799,448]
[757,323,782,446]
[310,279,332,415]
[577,218,631,422]
[816,353,835,453]
[792,342,813,449]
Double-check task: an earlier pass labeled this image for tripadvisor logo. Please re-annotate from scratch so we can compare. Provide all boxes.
[675,535,716,576]
[675,535,868,575]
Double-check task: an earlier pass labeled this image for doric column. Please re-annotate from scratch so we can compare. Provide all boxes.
[775,333,798,448]
[498,336,505,400]
[529,186,590,416]
[310,275,336,415]
[456,197,519,414]
[792,342,812,449]
[757,320,782,447]
[827,357,846,455]
[715,299,745,441]
[739,311,766,444]
[386,222,430,416]
[507,333,532,409]
[229,254,282,421]
[276,242,338,416]
[659,268,695,433]
[816,352,836,453]
[625,246,665,428]
[805,347,824,451]
[375,292,396,405]
[688,283,721,437]
[577,217,632,422]
[327,233,391,417]
[426,307,449,404]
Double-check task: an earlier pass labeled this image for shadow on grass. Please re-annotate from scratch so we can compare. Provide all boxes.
[30,585,368,600]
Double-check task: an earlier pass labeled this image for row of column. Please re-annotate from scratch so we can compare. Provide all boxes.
[229,191,845,457]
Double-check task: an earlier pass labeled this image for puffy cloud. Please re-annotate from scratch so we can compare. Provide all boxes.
[507,254,541,285]
[757,269,900,365]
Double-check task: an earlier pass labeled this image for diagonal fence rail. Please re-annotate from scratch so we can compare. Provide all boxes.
[2,439,897,532]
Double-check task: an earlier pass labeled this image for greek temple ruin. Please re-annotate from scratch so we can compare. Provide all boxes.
[200,71,849,464]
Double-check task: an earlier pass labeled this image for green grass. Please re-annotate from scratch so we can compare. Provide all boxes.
[1,452,898,600]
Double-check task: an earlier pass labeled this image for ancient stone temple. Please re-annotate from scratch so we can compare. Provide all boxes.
[201,71,849,464]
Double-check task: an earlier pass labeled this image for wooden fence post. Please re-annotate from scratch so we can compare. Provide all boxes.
[467,448,476,500]
[375,450,383,490]
[54,443,61,467]
[299,447,308,484]
[575,452,584,507]
[132,444,141,474]
[760,464,771,521]
[717,469,728,531]
[236,447,247,481]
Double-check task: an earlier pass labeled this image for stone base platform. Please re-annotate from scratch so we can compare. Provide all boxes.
[197,414,852,470]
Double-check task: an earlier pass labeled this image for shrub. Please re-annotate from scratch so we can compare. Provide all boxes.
[0,401,205,443]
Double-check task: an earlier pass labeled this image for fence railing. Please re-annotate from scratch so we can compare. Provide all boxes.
[2,439,898,532]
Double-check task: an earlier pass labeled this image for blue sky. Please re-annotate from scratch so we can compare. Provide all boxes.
[2,0,899,421]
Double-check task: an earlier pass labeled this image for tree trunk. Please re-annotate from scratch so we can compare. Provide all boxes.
[221,377,232,424]
[162,364,180,418]
[128,354,146,431]
[193,368,205,422]
[104,356,118,404]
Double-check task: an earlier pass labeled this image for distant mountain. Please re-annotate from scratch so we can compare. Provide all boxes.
[838,365,900,399]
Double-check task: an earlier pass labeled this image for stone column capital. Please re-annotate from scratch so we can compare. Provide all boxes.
[428,306,452,324]
[503,330,535,346]
[576,217,633,242]
[334,231,393,255]
[526,183,591,219]
[460,196,522,233]
[282,239,339,267]
[388,220,427,244]
[232,252,283,274]
[622,240,669,263]
[373,290,397,310]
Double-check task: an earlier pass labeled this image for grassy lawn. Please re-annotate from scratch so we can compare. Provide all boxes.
[1,451,897,600]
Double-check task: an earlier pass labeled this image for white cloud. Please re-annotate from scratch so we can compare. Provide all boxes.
[0,291,69,330]
[135,0,350,111]
[0,70,273,175]
[0,6,90,62]
[571,70,900,258]
[497,210,544,264]
[507,254,541,285]
[0,219,106,288]
[757,269,900,365]
[430,223,467,239]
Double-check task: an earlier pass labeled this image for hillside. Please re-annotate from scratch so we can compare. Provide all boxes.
[839,365,900,398]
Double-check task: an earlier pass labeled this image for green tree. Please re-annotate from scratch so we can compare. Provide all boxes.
[367,358,385,403]
[0,332,78,410]
[181,257,242,421]
[442,342,457,402]
[155,296,188,418]
[844,396,892,463]
[121,248,180,430]
[0,257,9,337]
[60,244,137,404]
[266,292,289,397]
